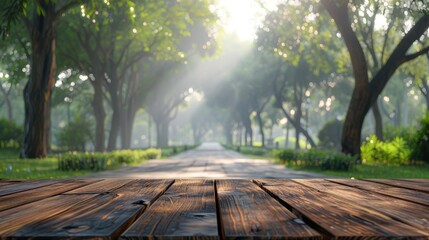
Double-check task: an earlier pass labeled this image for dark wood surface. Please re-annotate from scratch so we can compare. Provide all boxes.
[0,178,428,239]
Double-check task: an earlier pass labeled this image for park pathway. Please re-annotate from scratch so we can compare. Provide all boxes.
[83,142,327,178]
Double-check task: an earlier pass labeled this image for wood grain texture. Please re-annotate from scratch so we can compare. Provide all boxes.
[64,178,134,194]
[0,179,127,237]
[217,179,320,239]
[0,180,58,196]
[0,194,98,236]
[328,179,429,207]
[363,179,429,193]
[8,179,173,239]
[0,179,98,211]
[294,179,429,234]
[255,179,428,239]
[122,180,219,240]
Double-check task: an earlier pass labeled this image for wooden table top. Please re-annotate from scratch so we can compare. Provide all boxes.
[0,178,428,239]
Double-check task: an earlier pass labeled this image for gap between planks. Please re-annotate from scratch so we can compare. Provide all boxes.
[251,179,334,239]
[214,179,225,240]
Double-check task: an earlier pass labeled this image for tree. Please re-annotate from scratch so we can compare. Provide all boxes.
[145,61,196,148]
[61,0,217,150]
[1,0,89,158]
[257,2,343,149]
[56,115,92,151]
[321,0,429,155]
[0,31,29,122]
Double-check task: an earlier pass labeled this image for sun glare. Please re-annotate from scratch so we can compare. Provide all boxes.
[217,0,278,41]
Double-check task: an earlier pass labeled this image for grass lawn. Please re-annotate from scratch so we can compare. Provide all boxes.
[231,146,429,178]
[0,149,92,179]
[1,146,193,180]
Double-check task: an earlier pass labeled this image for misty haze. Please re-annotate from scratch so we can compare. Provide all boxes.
[0,0,428,179]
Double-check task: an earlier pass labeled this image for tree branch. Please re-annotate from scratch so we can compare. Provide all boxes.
[401,45,429,64]
[369,15,429,103]
[55,0,85,19]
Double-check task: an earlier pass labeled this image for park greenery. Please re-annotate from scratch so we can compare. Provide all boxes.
[0,146,191,179]
[0,0,429,178]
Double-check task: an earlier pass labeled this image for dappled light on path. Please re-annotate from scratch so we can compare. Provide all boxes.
[83,143,326,179]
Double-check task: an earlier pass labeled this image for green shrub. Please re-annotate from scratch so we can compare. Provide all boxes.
[56,116,92,151]
[58,148,161,171]
[411,113,429,163]
[160,145,196,158]
[317,119,343,150]
[58,152,117,171]
[236,146,268,156]
[273,149,354,171]
[361,135,411,165]
[384,125,414,143]
[0,119,23,149]
[145,148,162,159]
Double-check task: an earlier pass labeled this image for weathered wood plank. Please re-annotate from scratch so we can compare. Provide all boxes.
[217,179,320,239]
[255,179,428,238]
[0,179,99,211]
[64,178,133,194]
[8,179,173,239]
[0,180,58,196]
[363,179,429,193]
[294,179,429,234]
[122,179,219,240]
[391,179,429,183]
[329,178,429,207]
[0,182,15,187]
[0,179,128,237]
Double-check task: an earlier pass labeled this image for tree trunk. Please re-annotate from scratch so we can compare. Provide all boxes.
[372,100,383,140]
[107,104,121,151]
[323,1,429,155]
[395,102,401,126]
[45,99,52,153]
[107,78,121,151]
[294,109,302,150]
[21,4,56,158]
[321,0,370,156]
[419,77,429,111]
[148,115,152,147]
[341,87,371,155]
[295,128,300,150]
[274,84,316,148]
[0,84,13,121]
[156,120,169,148]
[256,111,265,147]
[120,107,137,149]
[223,122,233,145]
[285,125,289,148]
[244,122,253,146]
[91,78,105,152]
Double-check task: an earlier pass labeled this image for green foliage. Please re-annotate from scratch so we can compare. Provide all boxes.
[0,118,22,148]
[58,152,117,171]
[361,135,411,166]
[411,113,429,163]
[384,125,415,143]
[273,149,354,171]
[0,149,91,179]
[235,146,269,156]
[112,148,161,164]
[56,116,92,151]
[273,136,308,149]
[160,145,196,158]
[317,119,343,150]
[58,148,161,171]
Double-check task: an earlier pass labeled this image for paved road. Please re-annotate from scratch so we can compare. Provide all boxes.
[83,142,328,178]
